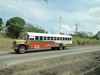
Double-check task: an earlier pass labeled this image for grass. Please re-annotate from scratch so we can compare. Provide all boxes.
[0,33,15,51]
[73,36,100,45]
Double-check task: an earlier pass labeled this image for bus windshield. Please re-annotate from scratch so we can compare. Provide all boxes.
[20,34,29,40]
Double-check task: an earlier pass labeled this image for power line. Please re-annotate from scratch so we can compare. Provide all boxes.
[75,22,79,34]
[59,17,62,34]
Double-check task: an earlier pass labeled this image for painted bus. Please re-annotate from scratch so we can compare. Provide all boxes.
[12,32,73,54]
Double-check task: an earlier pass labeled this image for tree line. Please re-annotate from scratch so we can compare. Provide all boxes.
[72,31,100,40]
[0,17,46,39]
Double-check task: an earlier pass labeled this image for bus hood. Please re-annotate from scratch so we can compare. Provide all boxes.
[16,40,26,43]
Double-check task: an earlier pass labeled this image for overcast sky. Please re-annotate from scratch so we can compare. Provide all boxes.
[0,0,100,35]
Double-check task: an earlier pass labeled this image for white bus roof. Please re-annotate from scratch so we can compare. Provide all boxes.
[26,32,72,38]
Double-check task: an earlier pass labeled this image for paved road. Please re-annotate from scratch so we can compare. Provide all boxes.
[0,46,100,67]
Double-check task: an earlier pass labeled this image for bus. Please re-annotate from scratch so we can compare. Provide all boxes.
[12,32,73,54]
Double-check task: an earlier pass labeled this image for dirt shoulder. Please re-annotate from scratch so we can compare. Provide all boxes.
[0,51,100,75]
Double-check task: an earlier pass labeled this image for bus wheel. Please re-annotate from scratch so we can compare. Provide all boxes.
[58,44,63,50]
[51,47,55,50]
[14,49,19,53]
[18,46,26,54]
[63,47,65,49]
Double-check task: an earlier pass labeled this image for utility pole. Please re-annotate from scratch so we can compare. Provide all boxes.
[75,22,79,34]
[59,17,62,34]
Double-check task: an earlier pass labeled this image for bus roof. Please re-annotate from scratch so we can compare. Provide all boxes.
[26,32,72,38]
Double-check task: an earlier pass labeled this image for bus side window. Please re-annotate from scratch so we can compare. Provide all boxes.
[51,37,53,40]
[54,37,56,40]
[60,37,62,40]
[68,38,69,40]
[63,37,65,40]
[47,37,50,40]
[70,38,72,40]
[65,38,67,40]
[44,36,46,40]
[57,37,59,40]
[30,38,34,40]
[35,36,39,40]
[40,36,43,40]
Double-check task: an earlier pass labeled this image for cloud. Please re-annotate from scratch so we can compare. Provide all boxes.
[54,24,75,34]
[80,0,100,4]
[0,0,93,22]
[88,7,100,22]
[0,0,99,22]
[0,0,53,21]
[94,24,100,34]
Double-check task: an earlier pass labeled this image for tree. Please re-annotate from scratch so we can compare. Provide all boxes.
[0,18,3,27]
[0,18,3,31]
[6,17,25,39]
[60,32,65,35]
[44,0,48,2]
[87,32,93,38]
[23,23,45,33]
[77,31,88,38]
[95,31,100,40]
[44,0,54,3]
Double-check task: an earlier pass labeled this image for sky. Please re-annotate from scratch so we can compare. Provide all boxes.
[0,0,100,35]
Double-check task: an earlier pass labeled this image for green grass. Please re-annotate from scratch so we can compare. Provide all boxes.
[73,36,100,45]
[73,36,99,42]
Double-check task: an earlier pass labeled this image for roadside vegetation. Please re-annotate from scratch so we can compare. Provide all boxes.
[73,36,100,46]
[0,33,15,51]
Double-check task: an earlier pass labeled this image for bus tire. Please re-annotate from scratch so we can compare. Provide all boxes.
[58,44,63,50]
[51,47,55,50]
[18,46,26,54]
[14,49,19,53]
[63,46,65,49]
